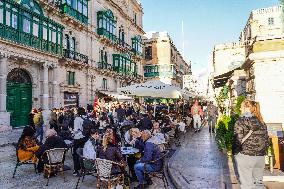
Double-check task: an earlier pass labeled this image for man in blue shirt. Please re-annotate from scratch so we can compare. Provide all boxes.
[134,130,162,189]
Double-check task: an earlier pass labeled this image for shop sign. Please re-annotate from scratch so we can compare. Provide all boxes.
[267,123,283,138]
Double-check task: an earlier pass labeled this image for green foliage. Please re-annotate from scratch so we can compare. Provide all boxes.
[216,115,239,153]
[234,95,245,116]
[216,86,229,114]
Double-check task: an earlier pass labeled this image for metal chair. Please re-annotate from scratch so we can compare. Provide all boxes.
[95,158,125,189]
[75,148,97,189]
[43,148,67,186]
[143,151,169,189]
[12,143,37,178]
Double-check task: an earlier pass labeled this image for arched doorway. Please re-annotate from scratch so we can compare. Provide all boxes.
[7,69,32,127]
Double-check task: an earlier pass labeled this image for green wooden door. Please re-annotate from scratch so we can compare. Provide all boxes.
[7,83,32,127]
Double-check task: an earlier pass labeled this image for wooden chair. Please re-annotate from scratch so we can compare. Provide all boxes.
[143,151,169,189]
[75,148,97,189]
[12,143,37,178]
[95,158,125,189]
[43,148,67,186]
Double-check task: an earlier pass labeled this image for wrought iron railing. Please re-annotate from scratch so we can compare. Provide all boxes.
[98,62,113,70]
[63,49,88,64]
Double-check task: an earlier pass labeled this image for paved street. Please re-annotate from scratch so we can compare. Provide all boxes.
[168,127,240,189]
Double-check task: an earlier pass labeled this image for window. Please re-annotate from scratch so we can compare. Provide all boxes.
[268,17,274,25]
[119,26,125,44]
[0,1,3,24]
[102,78,107,90]
[134,12,137,24]
[145,46,152,60]
[97,10,117,41]
[67,71,75,85]
[132,36,143,55]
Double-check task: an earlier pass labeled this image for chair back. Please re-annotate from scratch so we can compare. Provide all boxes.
[95,158,113,178]
[45,148,67,164]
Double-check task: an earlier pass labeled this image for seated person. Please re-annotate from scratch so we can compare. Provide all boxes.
[83,129,101,160]
[17,126,40,163]
[138,114,153,131]
[96,133,125,174]
[35,129,67,173]
[151,122,162,135]
[175,116,186,133]
[124,128,141,146]
[134,130,162,189]
[105,127,121,146]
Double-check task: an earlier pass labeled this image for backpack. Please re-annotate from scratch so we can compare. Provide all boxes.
[82,117,93,137]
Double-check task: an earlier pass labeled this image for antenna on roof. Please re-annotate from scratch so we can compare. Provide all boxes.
[182,20,185,58]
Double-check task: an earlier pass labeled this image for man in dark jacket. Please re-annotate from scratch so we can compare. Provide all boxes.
[116,105,126,123]
[138,114,153,131]
[36,129,67,173]
[134,130,162,189]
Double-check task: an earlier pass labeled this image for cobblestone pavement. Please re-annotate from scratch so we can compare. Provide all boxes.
[168,127,240,189]
[0,129,175,189]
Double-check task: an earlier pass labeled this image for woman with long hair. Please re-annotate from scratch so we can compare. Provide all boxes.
[96,133,125,174]
[233,99,269,189]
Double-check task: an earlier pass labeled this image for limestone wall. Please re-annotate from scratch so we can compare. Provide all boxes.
[254,59,284,127]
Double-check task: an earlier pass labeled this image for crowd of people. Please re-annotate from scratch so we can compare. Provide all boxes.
[17,99,212,188]
[15,97,269,189]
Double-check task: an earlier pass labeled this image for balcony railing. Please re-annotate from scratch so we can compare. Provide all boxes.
[61,3,88,24]
[63,49,88,64]
[98,62,113,70]
[0,23,62,56]
[117,39,132,49]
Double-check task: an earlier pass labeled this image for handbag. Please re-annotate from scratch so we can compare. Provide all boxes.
[241,130,253,144]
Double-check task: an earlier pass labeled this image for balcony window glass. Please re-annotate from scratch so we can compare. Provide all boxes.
[11,13,17,29]
[0,2,3,24]
[66,0,72,6]
[23,18,30,33]
[71,37,75,51]
[78,1,82,13]
[6,10,10,26]
[83,4,87,16]
[33,18,39,37]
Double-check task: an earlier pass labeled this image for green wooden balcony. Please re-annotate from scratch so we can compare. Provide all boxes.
[61,3,88,24]
[97,28,117,42]
[0,23,62,56]
[98,62,113,70]
[63,49,88,64]
[144,64,176,78]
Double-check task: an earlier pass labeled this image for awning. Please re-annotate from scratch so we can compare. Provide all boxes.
[99,91,134,102]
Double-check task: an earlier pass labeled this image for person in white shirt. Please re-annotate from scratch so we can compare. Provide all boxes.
[124,128,141,146]
[83,129,101,160]
[72,107,88,176]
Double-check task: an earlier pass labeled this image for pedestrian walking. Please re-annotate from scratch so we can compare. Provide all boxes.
[191,100,203,132]
[233,100,269,189]
[72,107,88,176]
[207,101,218,133]
[33,108,44,144]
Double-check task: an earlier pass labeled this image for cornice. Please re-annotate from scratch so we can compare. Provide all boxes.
[106,0,145,34]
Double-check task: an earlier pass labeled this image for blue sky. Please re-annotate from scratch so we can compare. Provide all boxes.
[140,0,280,74]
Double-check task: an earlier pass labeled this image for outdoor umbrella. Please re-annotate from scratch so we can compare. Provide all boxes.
[118,80,183,99]
[118,80,183,117]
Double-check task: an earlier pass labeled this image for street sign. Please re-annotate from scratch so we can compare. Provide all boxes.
[267,123,283,138]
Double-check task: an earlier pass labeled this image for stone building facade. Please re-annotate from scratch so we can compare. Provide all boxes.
[143,31,191,88]
[0,0,144,129]
[212,5,284,127]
